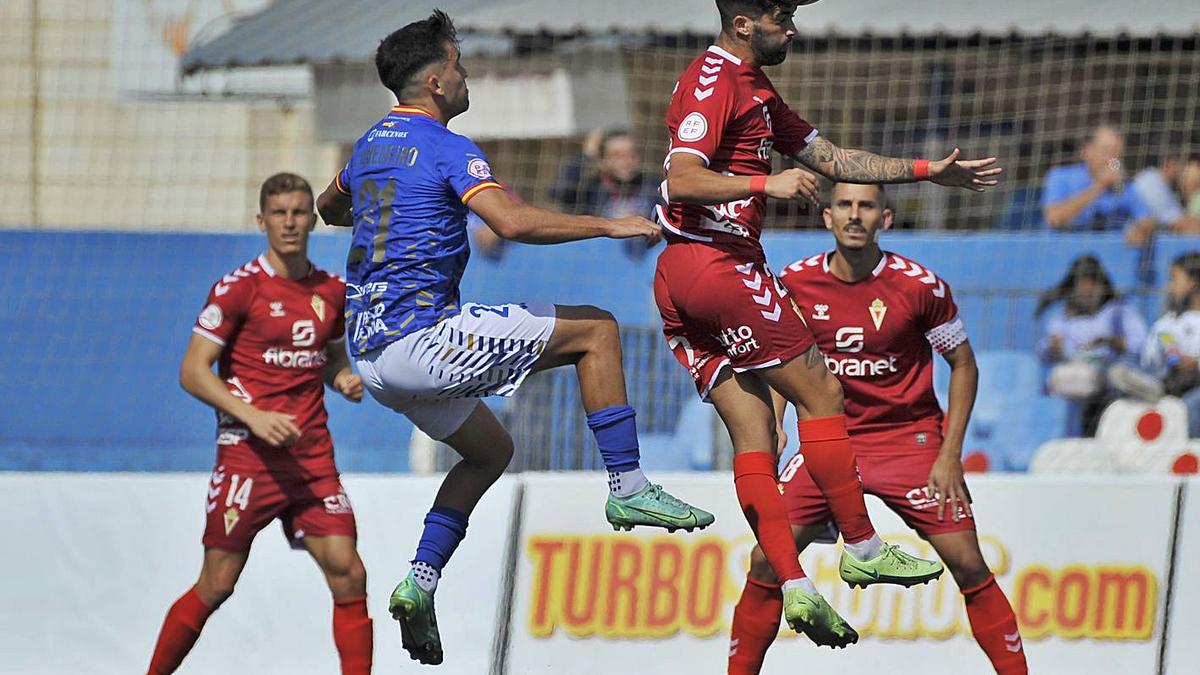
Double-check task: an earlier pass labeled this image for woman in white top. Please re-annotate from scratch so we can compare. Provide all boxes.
[1036,255,1148,435]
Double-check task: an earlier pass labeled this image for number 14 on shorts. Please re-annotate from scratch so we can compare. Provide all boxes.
[207,467,254,535]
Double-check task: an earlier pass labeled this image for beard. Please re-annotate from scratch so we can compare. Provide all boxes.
[751,30,791,66]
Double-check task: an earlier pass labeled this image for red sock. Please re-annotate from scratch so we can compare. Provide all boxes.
[796,416,875,543]
[733,452,805,582]
[728,576,784,675]
[333,595,374,675]
[962,576,1028,675]
[147,587,213,675]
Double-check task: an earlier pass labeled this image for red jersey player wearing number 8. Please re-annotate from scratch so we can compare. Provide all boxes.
[656,0,1003,647]
[726,183,1027,675]
[146,174,373,674]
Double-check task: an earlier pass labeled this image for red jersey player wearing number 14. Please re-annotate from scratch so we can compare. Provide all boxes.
[656,0,1002,647]
[726,183,1027,675]
[146,174,373,674]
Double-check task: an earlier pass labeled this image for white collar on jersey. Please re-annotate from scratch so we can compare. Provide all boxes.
[823,250,888,277]
[706,45,743,66]
[258,253,277,277]
[258,253,313,279]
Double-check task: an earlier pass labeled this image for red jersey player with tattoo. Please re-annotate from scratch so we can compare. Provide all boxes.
[656,0,1002,647]
[147,174,373,674]
[727,182,1027,674]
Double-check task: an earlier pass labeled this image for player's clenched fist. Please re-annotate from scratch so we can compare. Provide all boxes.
[332,370,365,403]
[245,410,301,447]
[607,216,663,246]
[765,168,820,204]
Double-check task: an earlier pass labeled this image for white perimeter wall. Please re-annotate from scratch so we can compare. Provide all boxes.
[3,473,1198,674]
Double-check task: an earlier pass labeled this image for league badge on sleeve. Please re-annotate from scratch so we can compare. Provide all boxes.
[198,304,223,330]
[467,158,493,180]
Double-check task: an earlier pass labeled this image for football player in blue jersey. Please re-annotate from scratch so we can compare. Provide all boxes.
[317,10,714,665]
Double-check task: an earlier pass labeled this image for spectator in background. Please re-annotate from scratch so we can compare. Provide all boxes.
[550,128,661,259]
[1182,159,1200,218]
[1041,125,1156,245]
[1117,252,1200,436]
[1132,154,1200,234]
[1036,255,1148,436]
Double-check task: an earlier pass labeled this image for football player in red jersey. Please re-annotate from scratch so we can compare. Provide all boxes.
[657,0,1001,646]
[146,174,373,675]
[726,182,1027,675]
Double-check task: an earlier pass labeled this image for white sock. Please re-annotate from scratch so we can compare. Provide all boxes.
[844,534,884,562]
[782,577,818,595]
[608,467,649,497]
[411,561,440,593]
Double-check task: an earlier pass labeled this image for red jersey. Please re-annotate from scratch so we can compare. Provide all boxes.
[192,254,346,475]
[779,251,968,446]
[659,45,818,259]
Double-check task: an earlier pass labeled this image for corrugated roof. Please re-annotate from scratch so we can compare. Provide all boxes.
[182,0,496,74]
[183,0,1200,73]
[457,0,1200,35]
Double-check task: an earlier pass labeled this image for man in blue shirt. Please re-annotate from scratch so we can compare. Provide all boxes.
[1041,125,1155,243]
[316,11,713,665]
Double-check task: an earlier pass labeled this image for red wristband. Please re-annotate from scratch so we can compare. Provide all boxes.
[749,175,768,196]
[913,159,931,180]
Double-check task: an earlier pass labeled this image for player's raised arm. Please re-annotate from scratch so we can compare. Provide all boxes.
[793,137,1002,192]
[466,186,661,246]
[316,171,353,227]
[666,152,821,206]
[179,334,300,447]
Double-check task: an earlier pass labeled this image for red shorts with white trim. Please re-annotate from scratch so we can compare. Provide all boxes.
[201,458,357,552]
[654,241,815,399]
[779,432,976,537]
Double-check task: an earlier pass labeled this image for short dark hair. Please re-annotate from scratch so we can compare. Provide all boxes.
[831,182,889,210]
[258,172,313,212]
[1173,251,1200,285]
[715,0,794,31]
[375,10,458,99]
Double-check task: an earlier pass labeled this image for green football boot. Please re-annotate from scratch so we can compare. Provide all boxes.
[839,543,945,589]
[783,586,859,649]
[389,572,443,665]
[605,483,715,533]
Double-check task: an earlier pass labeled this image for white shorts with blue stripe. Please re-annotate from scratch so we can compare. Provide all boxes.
[355,302,556,439]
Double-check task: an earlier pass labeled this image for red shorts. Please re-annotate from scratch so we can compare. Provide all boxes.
[779,432,975,537]
[201,459,357,552]
[654,242,816,399]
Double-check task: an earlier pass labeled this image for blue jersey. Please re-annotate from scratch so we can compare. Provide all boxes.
[336,105,502,356]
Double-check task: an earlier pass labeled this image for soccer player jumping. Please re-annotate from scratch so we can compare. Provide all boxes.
[657,0,1002,646]
[148,174,372,674]
[316,11,713,666]
[727,182,1027,674]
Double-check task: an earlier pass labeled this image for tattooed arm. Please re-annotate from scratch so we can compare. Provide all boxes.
[793,137,1002,191]
[794,137,916,183]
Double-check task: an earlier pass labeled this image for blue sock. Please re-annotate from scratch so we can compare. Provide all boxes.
[412,506,469,572]
[586,405,641,472]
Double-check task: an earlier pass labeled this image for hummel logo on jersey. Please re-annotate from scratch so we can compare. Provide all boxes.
[812,304,830,320]
[835,327,865,353]
[869,298,888,330]
[270,301,285,317]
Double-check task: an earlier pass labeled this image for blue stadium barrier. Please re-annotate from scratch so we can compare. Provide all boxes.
[0,230,1190,472]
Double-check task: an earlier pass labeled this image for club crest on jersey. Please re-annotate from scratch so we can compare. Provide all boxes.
[270,301,285,317]
[869,298,888,330]
[223,507,240,535]
[811,304,830,321]
[311,294,326,321]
